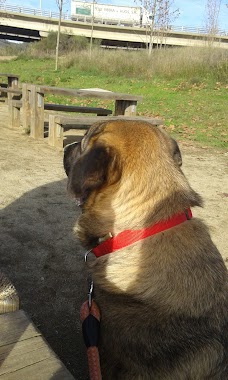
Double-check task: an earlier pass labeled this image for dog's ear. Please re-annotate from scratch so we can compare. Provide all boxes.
[64,142,81,177]
[68,144,121,201]
[158,127,182,167]
[169,137,182,167]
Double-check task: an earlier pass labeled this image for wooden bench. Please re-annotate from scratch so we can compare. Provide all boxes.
[0,310,75,379]
[27,85,142,139]
[0,88,22,128]
[0,83,144,147]
[0,85,112,131]
[48,114,164,149]
[9,98,112,128]
[7,84,114,136]
[44,103,112,116]
[0,272,74,379]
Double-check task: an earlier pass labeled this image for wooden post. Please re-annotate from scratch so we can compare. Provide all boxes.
[48,114,63,150]
[114,100,137,116]
[8,75,19,89]
[9,92,21,129]
[8,100,13,129]
[11,102,21,129]
[0,272,19,314]
[30,85,44,139]
[22,83,31,132]
[0,83,7,99]
[48,114,56,146]
[7,75,19,106]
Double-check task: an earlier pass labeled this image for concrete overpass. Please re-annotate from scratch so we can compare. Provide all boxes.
[0,6,228,49]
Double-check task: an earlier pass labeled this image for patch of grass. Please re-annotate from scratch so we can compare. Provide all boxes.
[1,47,227,149]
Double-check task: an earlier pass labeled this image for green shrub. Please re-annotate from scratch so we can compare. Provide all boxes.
[25,32,89,58]
[0,41,28,56]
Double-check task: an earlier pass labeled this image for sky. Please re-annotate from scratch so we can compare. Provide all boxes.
[9,0,228,30]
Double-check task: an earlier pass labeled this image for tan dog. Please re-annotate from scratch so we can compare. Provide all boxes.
[64,120,228,379]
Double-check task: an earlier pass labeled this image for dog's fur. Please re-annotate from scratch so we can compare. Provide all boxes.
[64,120,228,379]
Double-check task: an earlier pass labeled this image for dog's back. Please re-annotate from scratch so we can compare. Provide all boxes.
[94,219,228,380]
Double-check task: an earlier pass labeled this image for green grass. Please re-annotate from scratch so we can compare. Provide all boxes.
[1,49,227,149]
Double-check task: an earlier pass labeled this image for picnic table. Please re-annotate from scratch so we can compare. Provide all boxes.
[0,82,143,136]
[28,85,143,139]
[0,79,163,150]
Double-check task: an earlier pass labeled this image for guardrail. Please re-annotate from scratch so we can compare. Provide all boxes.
[0,2,227,37]
[0,2,70,20]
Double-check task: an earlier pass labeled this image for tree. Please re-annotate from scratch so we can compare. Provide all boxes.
[55,0,68,70]
[204,0,221,44]
[138,0,179,54]
[156,0,179,48]
[89,0,95,58]
[147,0,157,55]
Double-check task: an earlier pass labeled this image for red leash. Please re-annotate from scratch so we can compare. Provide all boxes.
[80,296,102,380]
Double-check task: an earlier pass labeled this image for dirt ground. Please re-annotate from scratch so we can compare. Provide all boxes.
[0,106,227,379]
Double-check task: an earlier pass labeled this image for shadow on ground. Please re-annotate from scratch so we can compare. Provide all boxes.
[0,179,88,379]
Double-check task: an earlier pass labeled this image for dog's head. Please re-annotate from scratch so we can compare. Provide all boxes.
[64,120,201,248]
[64,121,122,209]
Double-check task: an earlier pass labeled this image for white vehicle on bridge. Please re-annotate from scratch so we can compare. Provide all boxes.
[70,1,150,27]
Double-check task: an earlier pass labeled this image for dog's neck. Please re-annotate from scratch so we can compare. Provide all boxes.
[91,208,192,258]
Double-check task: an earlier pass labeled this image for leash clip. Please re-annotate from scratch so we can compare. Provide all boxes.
[84,250,94,309]
[88,280,94,309]
[84,249,92,263]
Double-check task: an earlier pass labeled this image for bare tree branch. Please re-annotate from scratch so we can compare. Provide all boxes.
[204,0,221,45]
[137,0,179,54]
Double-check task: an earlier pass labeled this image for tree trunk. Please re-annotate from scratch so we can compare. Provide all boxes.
[89,0,95,59]
[55,4,62,71]
[148,0,157,55]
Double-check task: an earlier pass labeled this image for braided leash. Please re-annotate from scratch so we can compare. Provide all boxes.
[80,284,102,380]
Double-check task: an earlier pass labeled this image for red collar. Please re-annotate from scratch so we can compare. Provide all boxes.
[92,209,192,258]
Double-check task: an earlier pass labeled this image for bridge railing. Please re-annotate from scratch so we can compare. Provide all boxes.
[0,2,227,37]
[0,3,70,20]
